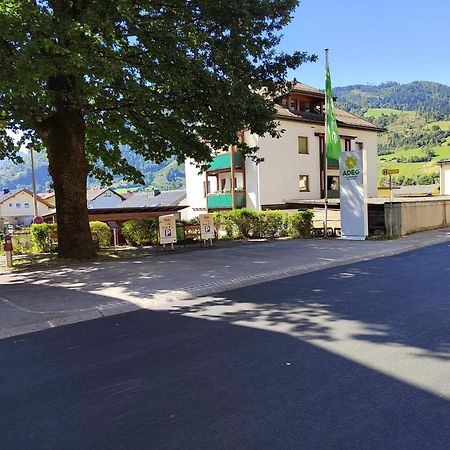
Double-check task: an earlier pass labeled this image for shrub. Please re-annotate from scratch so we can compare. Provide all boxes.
[90,221,112,248]
[227,208,259,238]
[257,210,289,238]
[122,219,159,246]
[30,223,58,253]
[213,211,235,239]
[288,210,314,238]
[12,233,33,255]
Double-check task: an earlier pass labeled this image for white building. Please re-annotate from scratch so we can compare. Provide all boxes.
[438,159,450,195]
[185,82,383,219]
[0,188,53,226]
[87,187,125,209]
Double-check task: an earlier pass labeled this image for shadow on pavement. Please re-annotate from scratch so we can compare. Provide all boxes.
[0,305,449,449]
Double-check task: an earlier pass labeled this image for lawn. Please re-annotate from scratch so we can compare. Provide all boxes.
[365,108,415,118]
[427,120,450,131]
[378,142,450,179]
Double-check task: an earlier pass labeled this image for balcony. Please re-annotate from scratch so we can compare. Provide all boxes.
[207,192,246,209]
[207,152,244,172]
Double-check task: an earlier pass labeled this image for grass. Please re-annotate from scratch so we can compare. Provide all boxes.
[427,120,450,131]
[365,108,415,118]
[378,141,450,179]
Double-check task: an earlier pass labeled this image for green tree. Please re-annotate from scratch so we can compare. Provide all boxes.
[0,0,314,259]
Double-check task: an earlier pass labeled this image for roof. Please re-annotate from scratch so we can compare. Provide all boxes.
[289,82,325,98]
[0,189,22,204]
[395,184,440,197]
[274,104,385,132]
[0,188,53,208]
[437,159,450,165]
[119,189,186,208]
[38,191,55,200]
[87,187,124,202]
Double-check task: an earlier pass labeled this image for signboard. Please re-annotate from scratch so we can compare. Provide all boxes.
[199,214,215,240]
[382,169,399,176]
[158,214,177,245]
[339,151,368,240]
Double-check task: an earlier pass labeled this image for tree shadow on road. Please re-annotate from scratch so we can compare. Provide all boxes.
[0,306,449,449]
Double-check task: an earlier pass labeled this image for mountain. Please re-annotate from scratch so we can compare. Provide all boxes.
[335,81,450,117]
[0,147,185,193]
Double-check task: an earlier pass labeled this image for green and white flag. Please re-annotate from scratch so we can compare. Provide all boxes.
[325,65,341,160]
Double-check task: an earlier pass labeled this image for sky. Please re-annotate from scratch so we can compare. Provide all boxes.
[279,0,450,88]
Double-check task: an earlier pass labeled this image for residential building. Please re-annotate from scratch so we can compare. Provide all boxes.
[38,190,56,206]
[185,82,383,219]
[438,159,450,195]
[0,188,53,226]
[87,187,125,209]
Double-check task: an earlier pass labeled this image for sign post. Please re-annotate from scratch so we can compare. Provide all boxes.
[199,213,215,246]
[382,168,399,236]
[159,214,177,250]
[3,235,13,268]
[339,151,368,240]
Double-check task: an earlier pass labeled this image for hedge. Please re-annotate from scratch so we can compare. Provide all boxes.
[30,223,58,253]
[90,221,112,248]
[30,222,113,253]
[121,219,159,246]
[213,209,313,240]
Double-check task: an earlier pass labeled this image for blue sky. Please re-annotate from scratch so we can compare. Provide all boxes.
[279,0,450,88]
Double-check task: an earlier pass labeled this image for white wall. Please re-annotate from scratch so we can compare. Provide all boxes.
[0,190,52,224]
[255,120,379,207]
[88,190,123,209]
[185,158,208,219]
[441,164,450,196]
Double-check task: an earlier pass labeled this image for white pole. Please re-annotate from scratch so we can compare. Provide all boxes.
[324,49,329,238]
[30,148,38,218]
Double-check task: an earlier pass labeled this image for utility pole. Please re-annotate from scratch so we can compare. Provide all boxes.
[30,147,38,218]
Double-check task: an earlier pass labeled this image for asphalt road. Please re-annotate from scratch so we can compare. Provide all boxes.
[1,242,450,449]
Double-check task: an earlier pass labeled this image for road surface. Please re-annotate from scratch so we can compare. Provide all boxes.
[1,242,449,449]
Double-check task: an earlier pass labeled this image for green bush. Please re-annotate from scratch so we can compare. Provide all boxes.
[288,210,314,238]
[90,221,112,248]
[12,233,33,255]
[122,219,159,246]
[213,211,235,239]
[257,210,289,238]
[213,208,313,240]
[30,223,58,253]
[227,208,259,238]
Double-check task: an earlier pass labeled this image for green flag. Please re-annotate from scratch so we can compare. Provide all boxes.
[325,66,341,160]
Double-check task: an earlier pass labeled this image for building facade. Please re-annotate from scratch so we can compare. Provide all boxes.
[185,83,383,219]
[0,188,53,226]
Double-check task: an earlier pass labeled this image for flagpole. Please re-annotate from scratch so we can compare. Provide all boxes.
[324,49,329,239]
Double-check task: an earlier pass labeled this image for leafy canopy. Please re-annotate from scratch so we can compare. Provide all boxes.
[0,0,315,182]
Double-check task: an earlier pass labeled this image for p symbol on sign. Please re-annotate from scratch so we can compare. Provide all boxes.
[165,229,172,237]
[205,225,211,232]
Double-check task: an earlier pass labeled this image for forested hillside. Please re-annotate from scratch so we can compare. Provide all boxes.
[0,147,185,193]
[335,81,450,117]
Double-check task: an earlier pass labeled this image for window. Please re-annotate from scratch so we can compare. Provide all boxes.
[104,192,112,197]
[16,203,21,208]
[289,100,297,112]
[298,136,308,154]
[299,175,309,192]
[343,139,352,151]
[8,203,12,207]
[355,142,363,151]
[24,202,30,209]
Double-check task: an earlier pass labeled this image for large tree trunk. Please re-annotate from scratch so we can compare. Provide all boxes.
[42,109,95,259]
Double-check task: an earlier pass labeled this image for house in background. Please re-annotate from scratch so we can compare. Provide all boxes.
[0,188,53,226]
[87,187,125,209]
[38,190,56,207]
[438,159,450,195]
[185,82,383,219]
